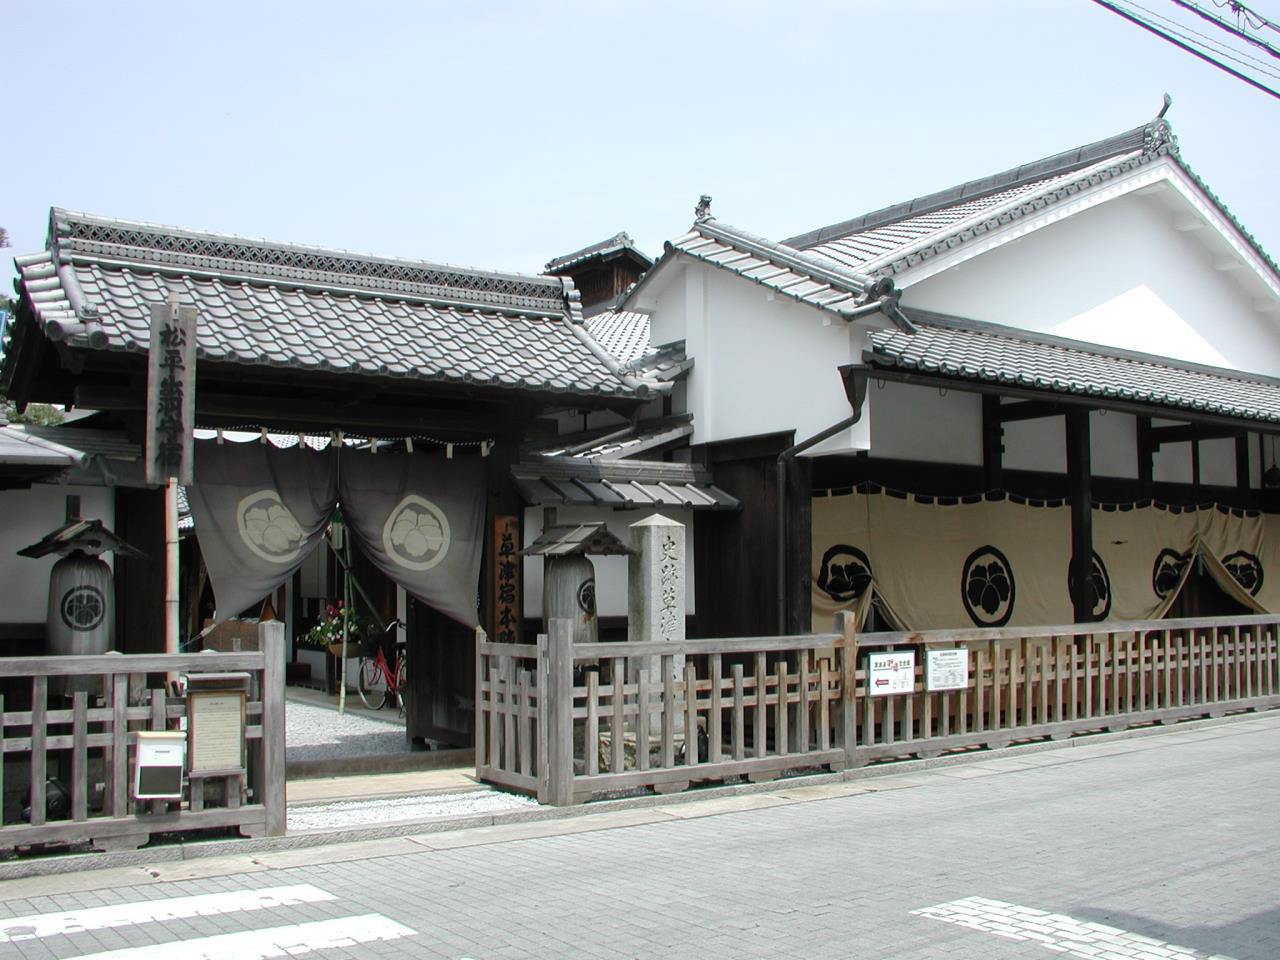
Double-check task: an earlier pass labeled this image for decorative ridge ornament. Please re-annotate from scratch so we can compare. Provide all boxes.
[694,195,713,221]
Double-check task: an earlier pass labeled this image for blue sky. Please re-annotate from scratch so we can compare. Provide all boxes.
[4,1,1279,280]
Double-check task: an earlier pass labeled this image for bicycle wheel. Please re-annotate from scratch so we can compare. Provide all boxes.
[393,656,407,715]
[357,657,388,710]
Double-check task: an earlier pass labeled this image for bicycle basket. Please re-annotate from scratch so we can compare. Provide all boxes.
[359,637,380,658]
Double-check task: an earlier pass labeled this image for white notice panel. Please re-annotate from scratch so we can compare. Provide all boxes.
[926,648,969,692]
[867,651,915,696]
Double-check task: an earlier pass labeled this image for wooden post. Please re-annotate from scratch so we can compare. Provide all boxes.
[258,620,287,836]
[838,611,858,767]
[1066,408,1094,624]
[545,618,576,806]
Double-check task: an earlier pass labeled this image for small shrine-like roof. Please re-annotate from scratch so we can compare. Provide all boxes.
[522,522,631,557]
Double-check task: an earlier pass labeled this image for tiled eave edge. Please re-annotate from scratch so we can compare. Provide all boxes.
[863,329,1280,429]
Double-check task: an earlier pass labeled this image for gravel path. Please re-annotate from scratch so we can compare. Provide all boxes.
[285,699,413,763]
[286,790,536,831]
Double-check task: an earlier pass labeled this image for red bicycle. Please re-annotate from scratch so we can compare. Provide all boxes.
[357,619,407,713]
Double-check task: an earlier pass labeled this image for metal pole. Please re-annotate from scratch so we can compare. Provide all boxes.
[165,477,180,656]
[338,527,352,713]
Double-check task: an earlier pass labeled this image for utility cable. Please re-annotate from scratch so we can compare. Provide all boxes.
[1090,0,1280,100]
[1171,0,1280,60]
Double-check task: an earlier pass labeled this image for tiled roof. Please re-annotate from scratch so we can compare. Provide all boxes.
[521,523,631,557]
[866,313,1280,425]
[529,415,695,460]
[512,457,740,511]
[9,209,659,400]
[655,219,877,316]
[545,232,652,274]
[0,423,88,471]
[586,309,652,364]
[784,119,1280,284]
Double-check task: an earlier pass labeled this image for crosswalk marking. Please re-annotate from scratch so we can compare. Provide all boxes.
[66,914,416,960]
[912,896,1238,960]
[0,885,336,943]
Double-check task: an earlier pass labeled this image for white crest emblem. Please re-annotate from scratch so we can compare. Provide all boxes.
[383,495,451,571]
[236,490,305,564]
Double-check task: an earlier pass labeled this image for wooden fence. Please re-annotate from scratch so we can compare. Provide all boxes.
[0,622,286,850]
[476,614,1280,805]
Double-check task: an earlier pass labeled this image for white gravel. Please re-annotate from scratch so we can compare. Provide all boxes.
[285,699,412,763]
[287,790,537,831]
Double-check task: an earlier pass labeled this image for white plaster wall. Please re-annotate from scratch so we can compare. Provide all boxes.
[1152,418,1193,484]
[686,266,871,453]
[1089,411,1137,479]
[522,506,695,619]
[0,484,115,624]
[902,191,1280,376]
[1198,437,1237,487]
[867,380,982,465]
[1001,410,1138,478]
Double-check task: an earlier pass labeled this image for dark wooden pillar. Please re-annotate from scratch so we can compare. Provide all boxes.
[1236,435,1250,494]
[783,454,813,634]
[113,486,167,653]
[1136,416,1153,498]
[982,394,1004,491]
[1066,409,1093,624]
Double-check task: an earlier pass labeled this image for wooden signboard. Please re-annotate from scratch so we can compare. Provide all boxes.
[145,296,198,485]
[492,515,521,644]
[185,673,250,774]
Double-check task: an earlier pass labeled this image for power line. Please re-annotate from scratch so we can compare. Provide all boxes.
[1171,0,1280,60]
[1090,0,1280,100]
[1210,0,1280,36]
[1127,0,1280,78]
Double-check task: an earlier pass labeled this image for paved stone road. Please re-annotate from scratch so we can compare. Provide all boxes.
[2,713,1277,960]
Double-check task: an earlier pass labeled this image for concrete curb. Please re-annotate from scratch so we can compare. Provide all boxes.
[0,708,1273,882]
[286,747,474,780]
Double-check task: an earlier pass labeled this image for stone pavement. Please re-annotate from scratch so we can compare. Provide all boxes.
[0,711,1276,959]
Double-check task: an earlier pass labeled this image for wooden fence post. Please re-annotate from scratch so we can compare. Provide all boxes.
[545,618,577,806]
[474,627,487,775]
[258,620,287,836]
[837,611,860,769]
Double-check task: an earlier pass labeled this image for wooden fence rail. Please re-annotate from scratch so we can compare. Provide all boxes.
[0,622,286,850]
[476,614,1280,805]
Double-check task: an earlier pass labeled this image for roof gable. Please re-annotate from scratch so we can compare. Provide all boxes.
[782,119,1280,299]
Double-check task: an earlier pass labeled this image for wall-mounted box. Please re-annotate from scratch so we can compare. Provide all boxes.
[133,730,186,799]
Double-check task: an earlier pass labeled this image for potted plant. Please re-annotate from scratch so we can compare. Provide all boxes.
[297,601,365,658]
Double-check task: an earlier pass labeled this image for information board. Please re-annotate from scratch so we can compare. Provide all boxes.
[867,650,915,696]
[926,648,970,692]
[188,691,246,773]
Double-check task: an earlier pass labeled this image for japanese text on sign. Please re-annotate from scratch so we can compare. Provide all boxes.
[868,650,916,696]
[492,516,521,644]
[145,298,198,485]
[926,648,969,692]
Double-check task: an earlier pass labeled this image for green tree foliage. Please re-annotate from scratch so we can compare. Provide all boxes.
[3,401,65,426]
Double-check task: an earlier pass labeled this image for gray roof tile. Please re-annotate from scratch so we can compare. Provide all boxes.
[866,314,1280,424]
[11,209,662,401]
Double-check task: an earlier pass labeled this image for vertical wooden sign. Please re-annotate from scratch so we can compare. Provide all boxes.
[145,296,198,486]
[492,515,521,644]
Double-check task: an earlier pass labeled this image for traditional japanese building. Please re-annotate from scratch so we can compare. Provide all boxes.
[609,112,1280,636]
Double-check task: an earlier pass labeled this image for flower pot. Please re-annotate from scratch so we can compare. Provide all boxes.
[326,642,355,658]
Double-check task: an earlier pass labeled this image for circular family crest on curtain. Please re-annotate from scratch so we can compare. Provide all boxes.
[236,490,306,564]
[61,585,106,632]
[1152,548,1191,599]
[1069,551,1112,620]
[577,577,596,616]
[815,544,873,603]
[962,545,1015,627]
[1222,550,1264,596]
[382,495,452,571]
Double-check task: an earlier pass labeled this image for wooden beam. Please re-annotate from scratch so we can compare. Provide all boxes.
[1148,424,1245,446]
[982,394,1004,490]
[1065,408,1093,624]
[865,368,1280,436]
[74,386,506,436]
[994,399,1065,423]
[1237,435,1250,493]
